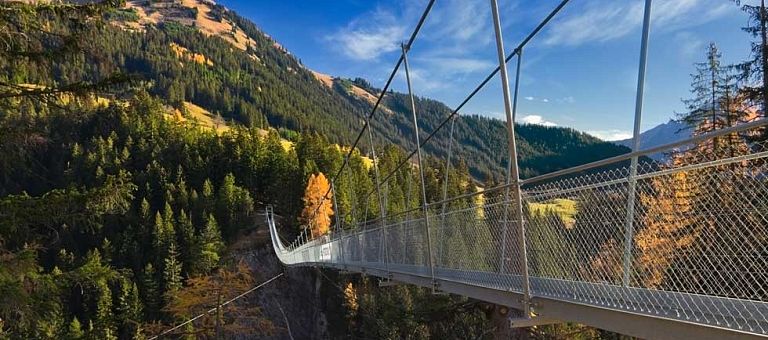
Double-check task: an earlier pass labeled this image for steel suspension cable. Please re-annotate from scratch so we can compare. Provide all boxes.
[297,0,437,239]
[147,273,284,340]
[339,0,572,220]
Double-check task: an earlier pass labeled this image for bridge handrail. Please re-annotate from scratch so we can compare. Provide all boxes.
[419,118,768,209]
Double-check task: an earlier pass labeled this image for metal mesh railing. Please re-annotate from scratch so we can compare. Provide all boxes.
[269,122,768,335]
[520,131,768,333]
[267,0,768,336]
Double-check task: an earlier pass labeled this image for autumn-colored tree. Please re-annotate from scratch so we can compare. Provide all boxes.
[634,155,700,288]
[300,172,334,237]
[343,282,358,322]
[631,43,757,291]
[162,261,274,339]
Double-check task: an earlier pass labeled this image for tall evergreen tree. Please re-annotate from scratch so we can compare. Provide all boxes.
[162,242,183,306]
[680,43,728,133]
[198,214,224,274]
[152,212,165,262]
[176,209,197,277]
[140,263,159,320]
[735,0,768,128]
[93,280,117,340]
[679,43,748,158]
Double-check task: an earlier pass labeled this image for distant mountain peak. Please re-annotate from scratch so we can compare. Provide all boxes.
[615,119,690,159]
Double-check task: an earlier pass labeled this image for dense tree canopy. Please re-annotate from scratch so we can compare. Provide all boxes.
[3,0,766,339]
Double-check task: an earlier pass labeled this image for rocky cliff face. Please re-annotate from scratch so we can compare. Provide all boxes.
[236,244,328,339]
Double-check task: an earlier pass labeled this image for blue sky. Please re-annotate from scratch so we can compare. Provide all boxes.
[219,0,758,140]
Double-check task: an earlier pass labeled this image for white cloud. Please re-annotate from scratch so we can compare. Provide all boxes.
[519,115,557,127]
[328,0,501,61]
[426,57,495,75]
[522,96,552,103]
[327,8,406,61]
[399,66,445,91]
[544,0,733,47]
[425,0,491,44]
[587,129,633,141]
[326,0,502,93]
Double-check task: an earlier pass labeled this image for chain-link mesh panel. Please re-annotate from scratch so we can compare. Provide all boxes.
[271,130,768,335]
[520,137,768,333]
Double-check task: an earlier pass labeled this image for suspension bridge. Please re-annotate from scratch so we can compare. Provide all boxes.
[267,0,768,338]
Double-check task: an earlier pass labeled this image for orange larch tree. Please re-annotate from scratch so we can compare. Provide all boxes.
[301,172,334,237]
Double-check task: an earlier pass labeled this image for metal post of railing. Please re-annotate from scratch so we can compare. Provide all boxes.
[404,171,412,264]
[331,181,339,230]
[437,115,456,265]
[345,166,358,227]
[344,166,356,266]
[331,180,344,265]
[490,0,530,317]
[366,117,389,270]
[623,0,652,287]
[361,193,369,264]
[402,42,436,292]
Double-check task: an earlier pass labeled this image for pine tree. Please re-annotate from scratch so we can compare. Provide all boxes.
[679,43,749,158]
[202,178,214,212]
[175,166,189,210]
[162,202,175,241]
[115,278,132,325]
[93,280,117,340]
[152,212,165,260]
[217,173,237,237]
[141,263,159,320]
[680,43,728,134]
[119,281,145,340]
[177,209,197,277]
[162,242,183,306]
[735,0,768,133]
[189,189,200,219]
[114,277,143,337]
[128,282,143,322]
[198,214,224,274]
[68,318,84,340]
[140,198,151,223]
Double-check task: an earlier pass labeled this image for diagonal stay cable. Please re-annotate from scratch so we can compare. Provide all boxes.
[340,0,572,220]
[147,273,284,340]
[299,0,436,235]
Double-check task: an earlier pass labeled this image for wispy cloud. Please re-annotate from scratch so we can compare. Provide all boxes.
[425,57,495,75]
[399,66,446,91]
[328,0,502,61]
[519,114,557,127]
[327,8,406,61]
[523,96,553,103]
[587,129,632,141]
[423,0,500,47]
[674,31,705,59]
[544,0,733,47]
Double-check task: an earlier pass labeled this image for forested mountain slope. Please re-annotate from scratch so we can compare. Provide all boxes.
[63,0,630,180]
[0,2,637,339]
